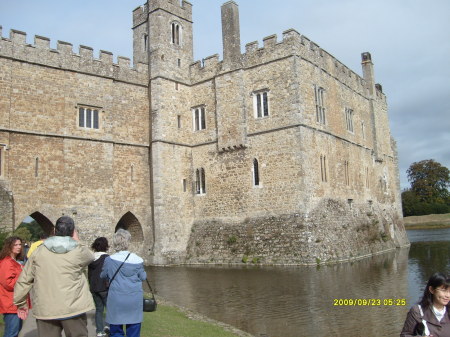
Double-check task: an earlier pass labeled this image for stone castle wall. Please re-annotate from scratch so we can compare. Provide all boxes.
[0,0,408,265]
[0,27,153,258]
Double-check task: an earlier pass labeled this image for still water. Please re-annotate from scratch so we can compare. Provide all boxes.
[146,228,450,337]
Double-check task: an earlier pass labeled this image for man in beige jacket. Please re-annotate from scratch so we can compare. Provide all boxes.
[14,216,95,337]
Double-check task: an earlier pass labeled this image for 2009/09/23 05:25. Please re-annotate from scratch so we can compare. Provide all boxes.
[333,298,406,306]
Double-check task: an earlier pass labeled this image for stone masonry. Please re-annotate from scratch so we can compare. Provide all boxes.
[0,0,409,265]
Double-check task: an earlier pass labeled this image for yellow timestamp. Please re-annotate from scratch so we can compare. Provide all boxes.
[333,298,406,306]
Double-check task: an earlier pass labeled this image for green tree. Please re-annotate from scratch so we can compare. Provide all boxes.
[407,159,449,204]
[13,227,32,242]
[17,220,45,241]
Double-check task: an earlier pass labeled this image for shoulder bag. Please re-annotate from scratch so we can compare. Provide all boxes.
[143,278,157,312]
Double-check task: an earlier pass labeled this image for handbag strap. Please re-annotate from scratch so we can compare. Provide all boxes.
[418,305,430,336]
[109,252,130,284]
[145,278,156,299]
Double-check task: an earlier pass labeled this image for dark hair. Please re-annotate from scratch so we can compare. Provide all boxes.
[419,272,450,309]
[91,237,109,252]
[0,236,23,260]
[55,216,75,237]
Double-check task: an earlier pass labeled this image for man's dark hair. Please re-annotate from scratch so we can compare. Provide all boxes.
[55,216,75,237]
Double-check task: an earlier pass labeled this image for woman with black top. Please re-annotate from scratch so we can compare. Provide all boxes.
[89,237,110,337]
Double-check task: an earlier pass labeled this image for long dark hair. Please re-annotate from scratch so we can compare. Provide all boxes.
[419,272,450,309]
[0,236,23,261]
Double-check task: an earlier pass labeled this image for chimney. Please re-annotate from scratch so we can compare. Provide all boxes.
[361,52,376,95]
[221,1,241,67]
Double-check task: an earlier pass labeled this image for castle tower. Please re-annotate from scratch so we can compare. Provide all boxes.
[142,0,194,264]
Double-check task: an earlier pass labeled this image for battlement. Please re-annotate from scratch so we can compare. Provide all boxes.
[189,27,381,99]
[147,0,193,21]
[0,27,148,85]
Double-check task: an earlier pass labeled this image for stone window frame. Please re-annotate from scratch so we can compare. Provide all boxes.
[195,168,206,195]
[344,160,350,186]
[192,105,206,132]
[252,89,270,119]
[0,144,5,178]
[171,21,182,46]
[314,85,326,125]
[252,158,261,187]
[320,154,328,183]
[77,105,102,130]
[345,107,354,133]
[143,34,148,52]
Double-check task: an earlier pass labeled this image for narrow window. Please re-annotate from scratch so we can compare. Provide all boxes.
[183,179,187,192]
[130,165,134,182]
[365,167,370,188]
[253,159,260,186]
[344,160,350,186]
[0,146,3,177]
[175,82,179,90]
[86,109,92,128]
[314,86,326,124]
[320,155,328,182]
[192,106,206,131]
[143,34,148,51]
[253,90,270,118]
[195,168,206,195]
[171,22,181,45]
[345,108,354,132]
[361,122,366,140]
[79,108,85,127]
[35,157,39,178]
[177,59,181,67]
[93,110,99,129]
[177,115,181,129]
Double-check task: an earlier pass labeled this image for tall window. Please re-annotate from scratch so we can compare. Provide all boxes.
[361,122,366,140]
[0,146,4,177]
[314,86,326,124]
[79,107,99,129]
[35,157,39,178]
[345,108,354,132]
[195,168,206,195]
[320,155,328,182]
[143,34,148,51]
[253,91,269,118]
[344,160,350,186]
[365,167,370,188]
[193,106,206,131]
[171,22,181,45]
[253,159,260,186]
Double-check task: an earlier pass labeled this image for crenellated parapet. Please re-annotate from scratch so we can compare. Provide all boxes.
[147,0,192,21]
[188,27,386,102]
[0,27,148,85]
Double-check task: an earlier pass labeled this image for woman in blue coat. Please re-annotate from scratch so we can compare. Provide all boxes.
[100,229,146,337]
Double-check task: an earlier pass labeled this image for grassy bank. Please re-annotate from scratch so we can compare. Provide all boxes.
[142,301,252,337]
[404,213,450,230]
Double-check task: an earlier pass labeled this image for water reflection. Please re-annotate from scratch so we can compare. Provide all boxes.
[145,229,450,337]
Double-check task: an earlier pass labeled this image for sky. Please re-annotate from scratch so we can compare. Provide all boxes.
[0,0,449,190]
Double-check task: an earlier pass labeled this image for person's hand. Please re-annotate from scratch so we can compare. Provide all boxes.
[17,307,28,320]
[72,228,79,241]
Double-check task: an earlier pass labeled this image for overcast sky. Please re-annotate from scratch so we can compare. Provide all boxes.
[0,0,449,189]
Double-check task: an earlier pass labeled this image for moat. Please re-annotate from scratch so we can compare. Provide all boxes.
[146,228,450,337]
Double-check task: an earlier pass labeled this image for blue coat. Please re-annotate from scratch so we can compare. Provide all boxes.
[100,251,146,324]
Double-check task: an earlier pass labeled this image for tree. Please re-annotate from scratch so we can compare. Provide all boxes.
[407,159,449,204]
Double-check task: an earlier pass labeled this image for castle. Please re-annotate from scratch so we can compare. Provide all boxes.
[0,0,409,265]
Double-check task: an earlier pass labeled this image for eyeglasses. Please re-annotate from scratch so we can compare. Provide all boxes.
[435,288,450,294]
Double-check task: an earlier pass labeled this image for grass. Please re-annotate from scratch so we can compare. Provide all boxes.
[404,213,450,230]
[141,303,246,337]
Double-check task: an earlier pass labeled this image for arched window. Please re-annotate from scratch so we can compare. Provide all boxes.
[195,168,206,195]
[253,159,260,186]
[171,22,182,45]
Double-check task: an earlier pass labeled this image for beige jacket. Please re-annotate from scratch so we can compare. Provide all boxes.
[14,236,95,320]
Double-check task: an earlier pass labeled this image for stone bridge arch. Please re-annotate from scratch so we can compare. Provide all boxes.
[115,212,144,244]
[28,212,54,236]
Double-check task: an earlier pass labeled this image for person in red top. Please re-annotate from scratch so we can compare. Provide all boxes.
[0,236,29,337]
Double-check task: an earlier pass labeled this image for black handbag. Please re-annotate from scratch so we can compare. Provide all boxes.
[143,278,157,312]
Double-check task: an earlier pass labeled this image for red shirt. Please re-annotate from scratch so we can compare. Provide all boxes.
[0,256,24,313]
